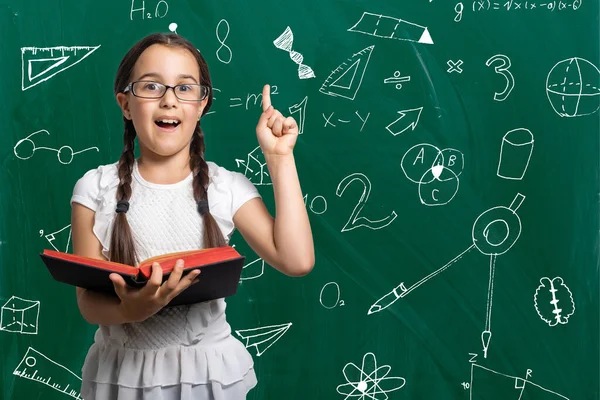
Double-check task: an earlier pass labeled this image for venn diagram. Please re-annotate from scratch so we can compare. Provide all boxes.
[400,143,464,206]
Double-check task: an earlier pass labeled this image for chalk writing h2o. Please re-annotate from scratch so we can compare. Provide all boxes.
[130,0,169,20]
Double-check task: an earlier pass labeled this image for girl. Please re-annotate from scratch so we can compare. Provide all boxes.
[70,33,314,399]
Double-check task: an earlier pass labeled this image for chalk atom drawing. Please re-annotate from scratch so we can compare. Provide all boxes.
[21,46,101,91]
[320,46,374,101]
[336,352,406,399]
[348,11,433,44]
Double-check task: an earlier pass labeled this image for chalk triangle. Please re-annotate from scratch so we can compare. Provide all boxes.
[331,59,360,89]
[29,57,69,81]
[418,28,434,44]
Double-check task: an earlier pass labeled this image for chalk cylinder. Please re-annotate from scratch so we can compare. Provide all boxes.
[497,128,534,180]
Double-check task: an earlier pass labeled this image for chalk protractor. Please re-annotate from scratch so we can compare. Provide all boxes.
[319,45,374,101]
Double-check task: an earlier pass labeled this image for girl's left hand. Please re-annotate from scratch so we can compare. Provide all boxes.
[256,84,299,156]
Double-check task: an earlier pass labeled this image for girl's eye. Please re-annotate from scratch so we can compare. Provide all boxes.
[178,85,192,92]
[144,83,159,91]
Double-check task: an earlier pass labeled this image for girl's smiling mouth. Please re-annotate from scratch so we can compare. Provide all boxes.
[155,117,181,131]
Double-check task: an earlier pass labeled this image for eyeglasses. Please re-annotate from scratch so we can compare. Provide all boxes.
[123,80,210,101]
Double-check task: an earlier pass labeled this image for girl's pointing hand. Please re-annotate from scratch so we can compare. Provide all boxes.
[256,84,299,156]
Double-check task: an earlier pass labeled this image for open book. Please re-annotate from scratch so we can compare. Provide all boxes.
[40,246,245,307]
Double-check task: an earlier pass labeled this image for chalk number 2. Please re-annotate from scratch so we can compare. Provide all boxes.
[336,173,397,232]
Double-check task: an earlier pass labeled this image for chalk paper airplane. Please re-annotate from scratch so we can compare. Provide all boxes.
[319,46,374,101]
[21,45,101,91]
[348,12,433,44]
[235,322,292,356]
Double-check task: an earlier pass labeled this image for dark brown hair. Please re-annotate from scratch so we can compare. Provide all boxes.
[109,33,226,266]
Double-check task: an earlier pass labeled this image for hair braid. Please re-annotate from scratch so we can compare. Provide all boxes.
[108,119,138,265]
[190,122,227,248]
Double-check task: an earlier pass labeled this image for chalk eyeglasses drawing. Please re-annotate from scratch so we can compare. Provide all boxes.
[14,130,99,165]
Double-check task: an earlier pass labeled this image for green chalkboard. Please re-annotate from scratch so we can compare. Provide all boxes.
[0,0,598,399]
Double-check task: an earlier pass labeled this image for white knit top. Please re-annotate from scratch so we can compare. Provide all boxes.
[70,159,261,398]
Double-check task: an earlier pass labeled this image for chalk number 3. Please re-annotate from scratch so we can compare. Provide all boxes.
[485,54,514,102]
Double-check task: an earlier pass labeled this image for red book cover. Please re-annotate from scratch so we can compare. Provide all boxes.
[40,246,245,306]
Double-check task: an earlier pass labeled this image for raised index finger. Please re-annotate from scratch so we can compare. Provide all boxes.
[262,84,271,112]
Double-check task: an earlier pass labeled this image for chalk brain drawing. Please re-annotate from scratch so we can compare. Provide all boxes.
[534,277,575,327]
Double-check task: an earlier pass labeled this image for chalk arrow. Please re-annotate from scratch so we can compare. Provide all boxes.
[385,107,423,136]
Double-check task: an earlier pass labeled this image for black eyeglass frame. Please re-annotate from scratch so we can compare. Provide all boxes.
[122,80,210,102]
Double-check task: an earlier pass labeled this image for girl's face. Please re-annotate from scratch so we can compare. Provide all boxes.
[116,44,208,159]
